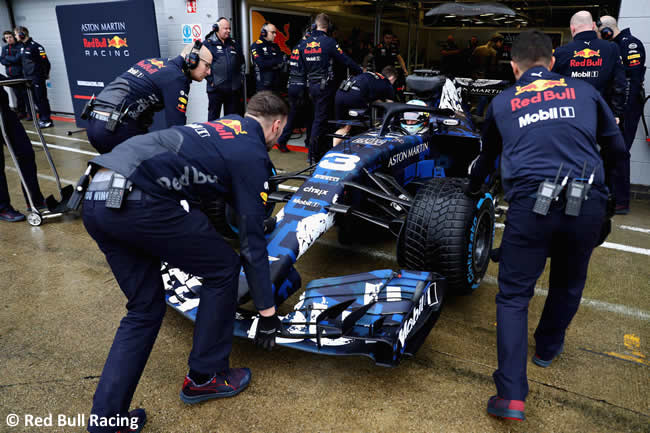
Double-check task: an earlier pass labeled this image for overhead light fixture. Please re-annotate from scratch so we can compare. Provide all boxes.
[504,20,515,24]
[444,15,456,18]
[474,20,484,24]
[493,16,506,20]
[460,18,471,21]
[480,13,494,17]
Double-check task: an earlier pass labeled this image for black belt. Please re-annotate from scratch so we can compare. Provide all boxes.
[84,188,143,201]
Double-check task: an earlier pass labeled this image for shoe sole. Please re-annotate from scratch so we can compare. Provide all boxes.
[533,346,564,368]
[487,408,525,421]
[180,381,250,404]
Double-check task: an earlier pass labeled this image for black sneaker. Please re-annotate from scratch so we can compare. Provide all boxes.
[0,206,26,222]
[180,368,251,404]
[116,408,146,433]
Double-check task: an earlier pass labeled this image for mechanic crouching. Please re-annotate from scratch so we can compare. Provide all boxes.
[335,66,397,120]
[466,30,625,421]
[81,91,287,433]
[85,42,211,154]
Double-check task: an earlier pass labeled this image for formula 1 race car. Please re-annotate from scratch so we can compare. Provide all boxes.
[163,72,509,366]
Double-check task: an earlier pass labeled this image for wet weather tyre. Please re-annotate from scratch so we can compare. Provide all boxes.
[397,178,495,295]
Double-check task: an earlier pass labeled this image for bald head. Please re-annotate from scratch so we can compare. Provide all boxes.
[180,43,212,81]
[570,11,595,36]
[598,15,619,36]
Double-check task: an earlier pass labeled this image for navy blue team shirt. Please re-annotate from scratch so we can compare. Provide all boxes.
[94,56,191,128]
[470,66,625,201]
[552,31,626,117]
[301,30,362,80]
[348,72,395,103]
[91,115,275,310]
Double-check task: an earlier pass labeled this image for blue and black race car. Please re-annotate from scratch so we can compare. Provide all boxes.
[163,72,509,366]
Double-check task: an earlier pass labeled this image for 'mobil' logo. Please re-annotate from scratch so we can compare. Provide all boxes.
[515,79,567,96]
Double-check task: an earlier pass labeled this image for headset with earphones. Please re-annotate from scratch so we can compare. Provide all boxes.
[15,26,27,40]
[184,39,203,73]
[596,19,614,40]
[310,18,333,35]
[260,22,269,39]
[212,17,228,33]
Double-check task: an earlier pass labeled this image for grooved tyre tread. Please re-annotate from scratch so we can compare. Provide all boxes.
[398,178,494,295]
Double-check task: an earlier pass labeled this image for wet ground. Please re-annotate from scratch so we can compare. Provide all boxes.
[1,118,648,433]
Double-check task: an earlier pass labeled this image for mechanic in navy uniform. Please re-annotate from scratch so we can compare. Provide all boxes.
[204,17,245,120]
[466,30,625,421]
[250,23,286,93]
[301,13,362,163]
[0,74,48,222]
[85,42,212,154]
[276,28,312,153]
[14,26,53,128]
[81,92,287,433]
[552,11,626,122]
[598,16,646,214]
[335,66,397,120]
[1,31,27,118]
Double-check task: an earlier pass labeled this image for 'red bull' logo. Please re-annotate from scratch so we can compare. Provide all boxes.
[108,36,128,48]
[511,87,576,111]
[304,41,322,55]
[515,79,567,96]
[149,59,164,68]
[573,48,600,58]
[216,119,247,135]
[305,41,320,49]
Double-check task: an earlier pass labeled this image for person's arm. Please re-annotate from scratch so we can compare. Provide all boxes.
[468,103,502,191]
[396,54,408,76]
[162,77,189,126]
[331,41,362,75]
[251,42,283,70]
[230,155,275,312]
[622,40,646,108]
[596,92,627,189]
[37,43,50,78]
[609,45,627,120]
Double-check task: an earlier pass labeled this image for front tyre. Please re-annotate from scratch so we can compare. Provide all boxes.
[397,178,495,295]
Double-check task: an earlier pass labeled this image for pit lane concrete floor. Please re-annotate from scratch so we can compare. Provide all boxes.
[1,121,648,433]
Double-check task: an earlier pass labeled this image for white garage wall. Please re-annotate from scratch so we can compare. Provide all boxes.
[619,0,650,186]
[9,0,232,124]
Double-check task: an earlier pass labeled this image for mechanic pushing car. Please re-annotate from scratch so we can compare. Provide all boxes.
[84,41,212,154]
[466,30,626,421]
[301,13,362,163]
[80,91,287,433]
[552,11,626,124]
[598,15,646,215]
[334,66,397,120]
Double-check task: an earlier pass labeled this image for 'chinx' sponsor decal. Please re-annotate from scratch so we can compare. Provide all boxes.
[303,186,329,197]
[510,87,576,111]
[518,106,575,128]
[387,143,429,167]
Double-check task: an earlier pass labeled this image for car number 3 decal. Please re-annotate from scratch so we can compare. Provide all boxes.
[319,153,360,172]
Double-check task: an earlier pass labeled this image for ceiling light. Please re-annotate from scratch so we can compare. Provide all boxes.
[444,15,456,18]
[480,13,494,17]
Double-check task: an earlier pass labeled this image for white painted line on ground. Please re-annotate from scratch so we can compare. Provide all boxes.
[31,140,99,156]
[6,166,76,185]
[316,239,650,321]
[600,242,650,256]
[483,275,650,321]
[25,129,90,143]
[619,225,650,235]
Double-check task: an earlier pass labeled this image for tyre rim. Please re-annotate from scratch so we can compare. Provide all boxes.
[472,210,491,273]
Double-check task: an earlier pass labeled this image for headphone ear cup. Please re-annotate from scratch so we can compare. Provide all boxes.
[601,27,614,40]
[213,22,219,33]
[260,24,268,39]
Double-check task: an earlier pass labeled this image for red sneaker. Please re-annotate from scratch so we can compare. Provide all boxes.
[487,395,525,421]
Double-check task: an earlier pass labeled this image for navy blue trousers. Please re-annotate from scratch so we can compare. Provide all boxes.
[30,78,51,122]
[207,88,240,121]
[494,193,605,401]
[0,107,44,210]
[334,90,366,120]
[614,101,643,207]
[83,193,240,433]
[86,117,147,154]
[308,81,336,162]
[278,86,311,146]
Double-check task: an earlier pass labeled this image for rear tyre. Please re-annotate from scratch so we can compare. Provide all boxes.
[397,178,494,295]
